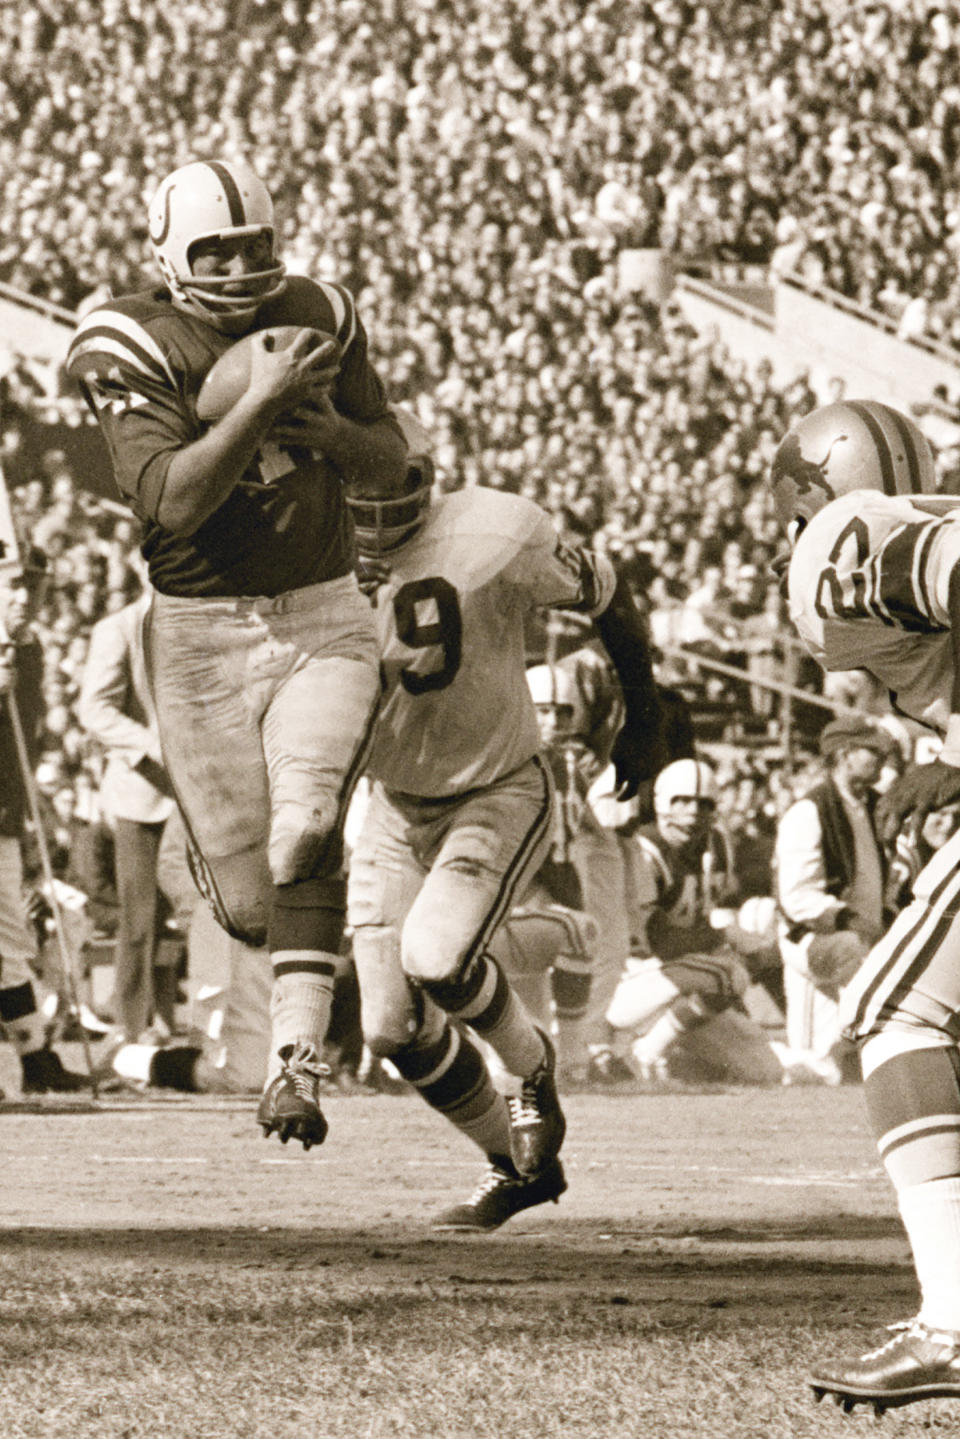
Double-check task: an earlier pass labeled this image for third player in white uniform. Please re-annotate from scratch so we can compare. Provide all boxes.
[773,399,960,1412]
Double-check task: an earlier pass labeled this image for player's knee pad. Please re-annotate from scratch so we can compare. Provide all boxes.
[862,1032,960,1188]
[187,841,270,946]
[268,803,342,886]
[268,875,346,955]
[352,925,422,1057]
[420,950,505,1023]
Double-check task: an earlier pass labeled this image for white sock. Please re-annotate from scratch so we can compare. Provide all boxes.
[899,1176,960,1332]
[632,1009,685,1065]
[112,1043,157,1084]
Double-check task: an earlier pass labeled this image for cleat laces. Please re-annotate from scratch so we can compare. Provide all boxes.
[860,1319,960,1362]
[470,1164,512,1202]
[507,1093,540,1129]
[281,1044,330,1099]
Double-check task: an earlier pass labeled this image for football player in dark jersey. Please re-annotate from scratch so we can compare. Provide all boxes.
[67,158,407,1150]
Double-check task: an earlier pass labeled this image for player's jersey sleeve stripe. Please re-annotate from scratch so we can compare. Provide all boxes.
[316,281,357,351]
[68,315,176,388]
[914,522,939,621]
[205,161,246,224]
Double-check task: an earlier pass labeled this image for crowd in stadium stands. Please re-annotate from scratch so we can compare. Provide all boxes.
[0,0,956,1048]
[2,0,960,347]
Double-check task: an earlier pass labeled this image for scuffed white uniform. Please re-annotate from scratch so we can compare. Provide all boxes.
[364,488,615,795]
[348,487,616,1041]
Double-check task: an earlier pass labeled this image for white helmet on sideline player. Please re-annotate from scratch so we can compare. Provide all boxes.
[653,758,718,847]
[526,663,587,743]
[770,400,937,537]
[148,159,287,321]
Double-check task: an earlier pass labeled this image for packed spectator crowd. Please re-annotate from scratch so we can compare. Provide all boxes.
[4,0,960,345]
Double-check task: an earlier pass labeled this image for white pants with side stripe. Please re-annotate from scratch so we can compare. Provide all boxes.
[841,825,960,1044]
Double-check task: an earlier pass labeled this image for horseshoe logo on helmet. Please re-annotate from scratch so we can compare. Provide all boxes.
[149,182,174,246]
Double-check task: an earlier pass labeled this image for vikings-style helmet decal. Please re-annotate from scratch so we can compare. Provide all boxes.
[653,758,718,813]
[346,407,435,555]
[770,400,937,532]
[148,159,287,320]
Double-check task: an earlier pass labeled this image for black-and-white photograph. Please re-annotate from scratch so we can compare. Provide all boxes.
[2,1,960,1433]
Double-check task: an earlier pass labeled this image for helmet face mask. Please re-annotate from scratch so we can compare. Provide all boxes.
[347,457,434,556]
[148,159,287,324]
[347,407,436,556]
[770,400,937,539]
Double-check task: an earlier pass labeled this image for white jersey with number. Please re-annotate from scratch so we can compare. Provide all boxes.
[365,487,616,796]
[788,489,960,735]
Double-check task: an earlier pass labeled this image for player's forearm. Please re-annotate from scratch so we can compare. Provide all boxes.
[155,392,283,535]
[592,572,662,730]
[315,413,408,489]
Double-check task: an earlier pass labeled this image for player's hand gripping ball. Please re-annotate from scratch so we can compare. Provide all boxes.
[196,326,340,421]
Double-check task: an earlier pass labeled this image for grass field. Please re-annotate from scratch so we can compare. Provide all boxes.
[0,1075,953,1439]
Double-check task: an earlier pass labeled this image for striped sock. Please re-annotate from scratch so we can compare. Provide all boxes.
[392,1021,513,1158]
[268,952,337,1081]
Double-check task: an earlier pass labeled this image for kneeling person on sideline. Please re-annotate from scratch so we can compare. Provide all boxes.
[604,758,782,1085]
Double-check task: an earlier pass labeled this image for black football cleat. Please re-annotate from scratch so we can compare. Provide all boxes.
[20,1047,91,1094]
[810,1321,960,1415]
[508,1028,566,1177]
[257,1043,329,1150]
[432,1157,567,1233]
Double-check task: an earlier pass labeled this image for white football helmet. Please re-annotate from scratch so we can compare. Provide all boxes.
[147,159,287,320]
[653,758,718,813]
[770,400,936,535]
[526,663,587,742]
[346,407,434,555]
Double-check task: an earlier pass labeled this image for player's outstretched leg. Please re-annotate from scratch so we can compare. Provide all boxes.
[433,1156,567,1234]
[810,1321,960,1414]
[257,1042,330,1150]
[428,950,566,1177]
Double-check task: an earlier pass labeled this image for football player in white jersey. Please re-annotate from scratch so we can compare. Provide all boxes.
[772,399,960,1412]
[345,435,667,1231]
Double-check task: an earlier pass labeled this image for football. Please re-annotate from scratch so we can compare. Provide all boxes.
[195,325,340,421]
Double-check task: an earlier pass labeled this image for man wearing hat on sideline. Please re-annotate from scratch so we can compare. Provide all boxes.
[774,715,896,1085]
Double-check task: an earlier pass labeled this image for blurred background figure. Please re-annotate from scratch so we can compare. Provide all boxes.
[604,757,782,1085]
[78,585,186,1043]
[775,716,894,1086]
[0,548,90,1092]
